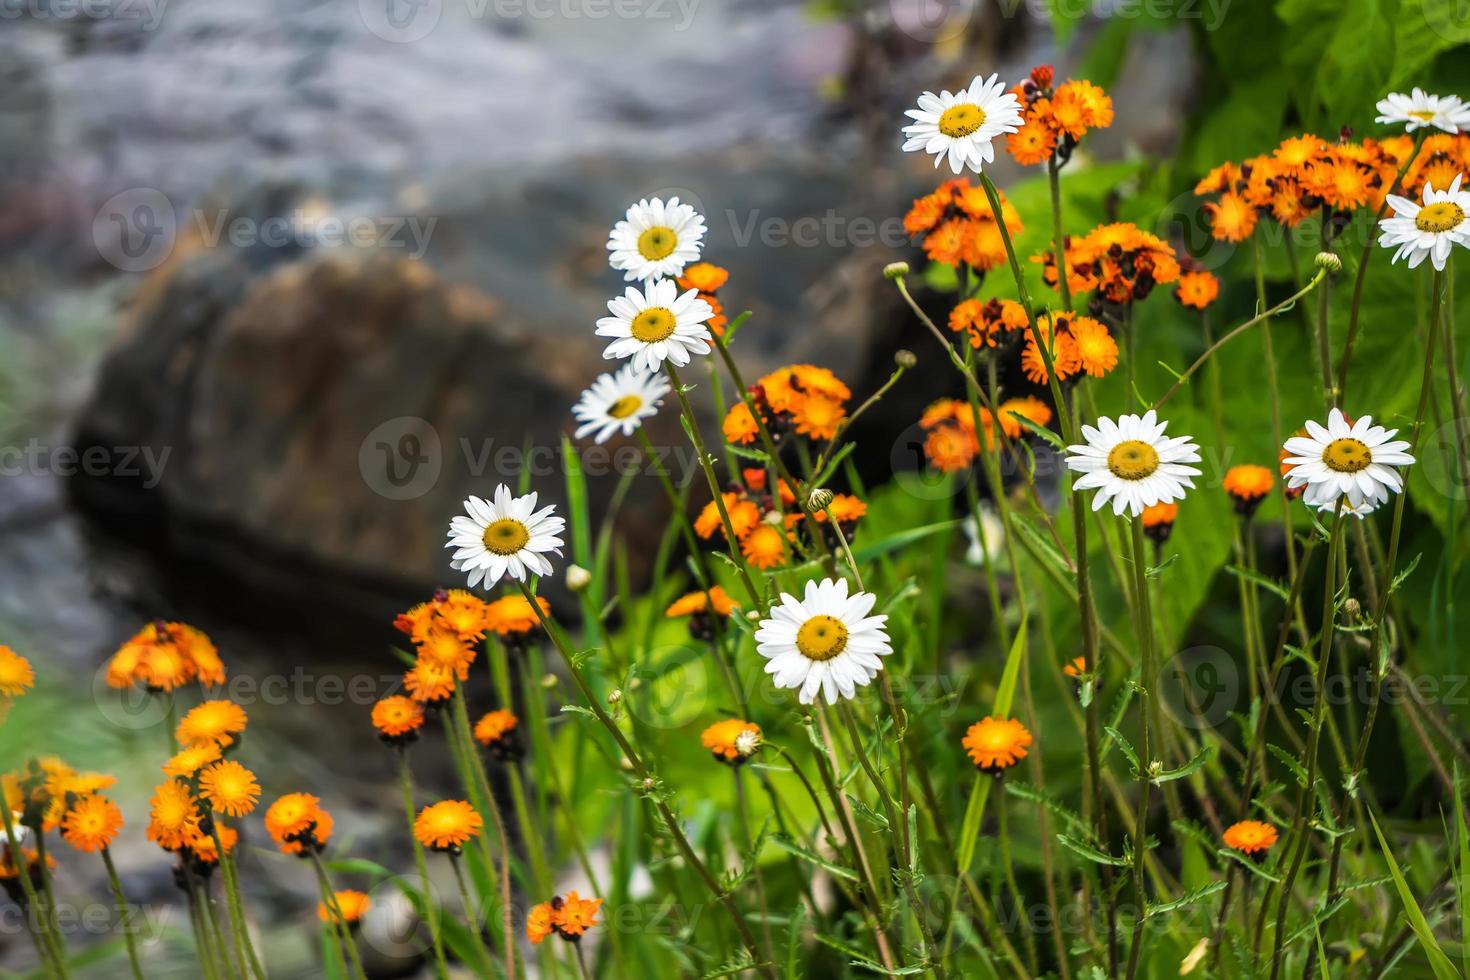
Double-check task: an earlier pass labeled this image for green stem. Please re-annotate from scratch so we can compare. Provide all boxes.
[101,848,145,980]
[210,820,266,980]
[514,579,778,980]
[1266,506,1347,980]
[309,850,370,980]
[398,750,450,980]
[1123,518,1157,980]
[662,362,764,606]
[1,806,66,977]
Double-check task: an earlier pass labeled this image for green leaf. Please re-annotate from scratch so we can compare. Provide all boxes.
[1367,809,1463,980]
[1057,833,1131,867]
[1145,879,1227,919]
[1152,746,1212,784]
[1104,725,1141,775]
[768,835,859,881]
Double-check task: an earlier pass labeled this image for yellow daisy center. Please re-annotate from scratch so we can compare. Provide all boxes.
[1415,201,1465,233]
[938,103,986,138]
[482,518,530,556]
[1323,437,1371,473]
[637,226,678,261]
[607,394,643,419]
[1409,109,1437,121]
[630,307,677,343]
[795,615,848,661]
[1106,440,1160,480]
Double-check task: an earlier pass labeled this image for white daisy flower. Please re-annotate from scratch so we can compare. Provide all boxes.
[1375,88,1470,134]
[571,363,670,444]
[1282,408,1414,511]
[901,73,1023,175]
[1378,174,1470,271]
[755,578,893,705]
[445,484,567,588]
[606,197,706,282]
[596,277,714,374]
[1064,410,1202,518]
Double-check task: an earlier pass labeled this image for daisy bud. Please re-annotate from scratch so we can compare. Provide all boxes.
[894,349,917,369]
[540,673,558,689]
[808,488,834,512]
[883,261,910,281]
[565,564,592,593]
[1343,597,1361,620]
[1315,251,1342,273]
[1180,938,1209,975]
[606,689,622,706]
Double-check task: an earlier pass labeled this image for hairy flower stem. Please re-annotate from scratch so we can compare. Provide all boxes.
[1,807,66,977]
[662,362,764,606]
[515,580,778,980]
[838,704,947,980]
[634,426,750,714]
[450,686,518,980]
[99,848,144,980]
[1314,221,1336,409]
[981,168,1118,974]
[1122,518,1157,980]
[806,718,901,968]
[396,751,451,980]
[309,851,370,980]
[1337,130,1427,405]
[1266,505,1347,980]
[1320,267,1449,913]
[209,821,266,980]
[185,874,224,980]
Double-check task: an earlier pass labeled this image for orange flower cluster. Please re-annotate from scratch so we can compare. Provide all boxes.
[904,178,1023,271]
[5,758,117,834]
[1195,132,1470,243]
[692,471,866,571]
[264,792,335,857]
[396,590,548,706]
[1020,312,1118,385]
[1006,65,1114,166]
[666,585,740,619]
[676,262,730,335]
[918,396,1055,472]
[394,589,492,644]
[527,891,603,945]
[1035,223,1180,305]
[105,621,225,693]
[723,364,852,445]
[948,297,1029,349]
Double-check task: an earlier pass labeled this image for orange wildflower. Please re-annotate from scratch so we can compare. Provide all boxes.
[1223,819,1278,855]
[319,890,371,927]
[0,648,35,698]
[414,800,483,852]
[372,695,426,743]
[61,795,123,852]
[701,719,762,764]
[962,717,1033,773]
[1174,270,1220,310]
